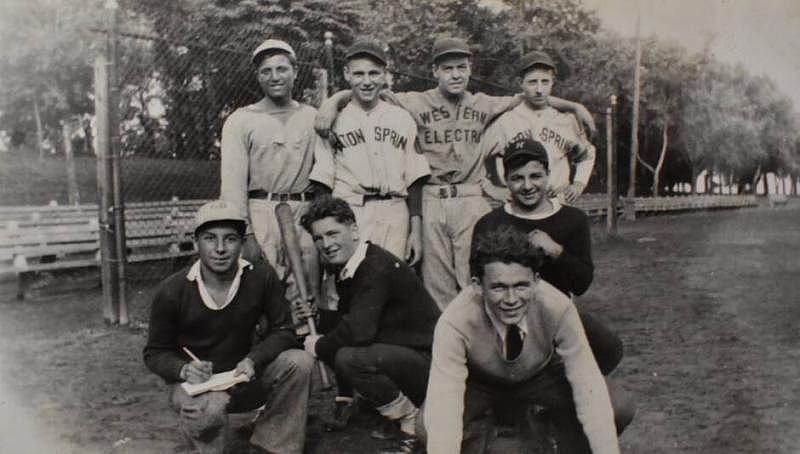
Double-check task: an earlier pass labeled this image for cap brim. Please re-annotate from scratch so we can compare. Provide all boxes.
[432,50,472,62]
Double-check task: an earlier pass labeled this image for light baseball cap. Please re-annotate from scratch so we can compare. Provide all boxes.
[251,39,296,64]
[194,200,248,233]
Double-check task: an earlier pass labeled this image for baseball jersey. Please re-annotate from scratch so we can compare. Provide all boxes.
[394,90,515,186]
[309,100,430,205]
[482,104,595,190]
[220,99,318,208]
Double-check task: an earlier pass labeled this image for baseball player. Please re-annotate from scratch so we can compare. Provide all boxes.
[482,50,596,205]
[316,37,595,311]
[309,39,430,263]
[219,39,325,328]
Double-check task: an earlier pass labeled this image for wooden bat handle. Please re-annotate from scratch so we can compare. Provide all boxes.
[274,202,332,390]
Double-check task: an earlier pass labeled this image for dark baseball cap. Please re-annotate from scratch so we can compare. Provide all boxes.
[503,137,549,171]
[431,37,472,62]
[516,50,556,76]
[345,40,388,66]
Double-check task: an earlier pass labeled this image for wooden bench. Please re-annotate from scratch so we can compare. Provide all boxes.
[1,200,208,299]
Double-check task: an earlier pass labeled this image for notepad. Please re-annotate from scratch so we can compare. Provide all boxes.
[180,370,250,396]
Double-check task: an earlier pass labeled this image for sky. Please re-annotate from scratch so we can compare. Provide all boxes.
[580,0,800,109]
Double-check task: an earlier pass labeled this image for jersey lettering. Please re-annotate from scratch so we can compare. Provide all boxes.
[374,127,409,151]
[419,106,451,125]
[335,129,367,149]
[422,128,482,145]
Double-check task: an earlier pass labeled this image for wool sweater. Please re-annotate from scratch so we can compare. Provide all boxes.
[424,283,618,454]
[472,204,593,296]
[314,243,441,366]
[143,261,298,382]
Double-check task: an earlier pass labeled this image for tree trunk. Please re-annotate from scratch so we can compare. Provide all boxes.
[705,169,713,194]
[63,119,80,205]
[33,95,45,160]
[652,121,669,197]
[691,166,698,195]
[752,165,762,195]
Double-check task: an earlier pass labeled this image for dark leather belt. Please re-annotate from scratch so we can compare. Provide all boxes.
[248,189,315,202]
[363,193,397,202]
[438,185,459,198]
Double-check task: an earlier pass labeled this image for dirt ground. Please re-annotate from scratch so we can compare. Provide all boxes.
[1,202,799,454]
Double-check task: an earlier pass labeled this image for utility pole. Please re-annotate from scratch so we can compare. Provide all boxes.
[628,1,642,200]
[606,95,618,236]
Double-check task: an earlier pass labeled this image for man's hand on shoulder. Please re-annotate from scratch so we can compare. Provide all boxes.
[561,182,585,204]
[528,229,563,259]
[314,90,352,138]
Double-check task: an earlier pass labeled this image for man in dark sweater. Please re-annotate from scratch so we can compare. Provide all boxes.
[300,196,441,452]
[472,137,622,375]
[143,200,314,454]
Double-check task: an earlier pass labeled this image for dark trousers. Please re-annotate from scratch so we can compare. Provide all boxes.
[580,311,623,375]
[463,362,630,454]
[333,343,431,407]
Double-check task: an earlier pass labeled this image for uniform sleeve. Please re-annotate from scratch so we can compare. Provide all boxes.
[478,92,520,126]
[403,120,431,187]
[569,115,596,187]
[142,283,187,382]
[308,133,336,190]
[392,92,418,114]
[220,112,250,208]
[424,318,470,454]
[480,118,509,186]
[247,266,299,369]
[553,303,620,454]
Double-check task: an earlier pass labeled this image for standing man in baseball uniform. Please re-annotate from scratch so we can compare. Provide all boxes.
[482,50,595,205]
[220,38,326,329]
[316,37,595,311]
[309,39,430,264]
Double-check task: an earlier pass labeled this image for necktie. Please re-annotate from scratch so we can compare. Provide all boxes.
[506,325,523,360]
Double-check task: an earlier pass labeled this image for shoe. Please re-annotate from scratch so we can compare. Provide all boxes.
[370,418,400,440]
[323,399,355,432]
[378,435,423,454]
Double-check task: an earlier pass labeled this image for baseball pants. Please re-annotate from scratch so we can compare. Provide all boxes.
[349,197,409,259]
[421,186,491,310]
[168,349,314,454]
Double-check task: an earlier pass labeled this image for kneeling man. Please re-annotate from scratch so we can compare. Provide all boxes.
[424,226,633,454]
[143,200,314,454]
[300,196,441,450]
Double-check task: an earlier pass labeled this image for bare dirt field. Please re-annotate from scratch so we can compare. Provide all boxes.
[1,202,799,453]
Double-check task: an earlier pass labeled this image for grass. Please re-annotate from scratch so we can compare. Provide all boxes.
[0,152,219,206]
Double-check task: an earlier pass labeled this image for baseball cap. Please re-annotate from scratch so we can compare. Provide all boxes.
[431,37,472,62]
[503,137,549,171]
[345,40,388,66]
[516,50,556,76]
[251,39,296,64]
[194,200,248,233]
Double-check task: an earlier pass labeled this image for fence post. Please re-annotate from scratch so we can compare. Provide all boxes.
[324,31,335,95]
[606,95,618,236]
[94,55,119,323]
[106,0,128,325]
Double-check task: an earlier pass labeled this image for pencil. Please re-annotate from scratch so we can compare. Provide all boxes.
[181,346,201,363]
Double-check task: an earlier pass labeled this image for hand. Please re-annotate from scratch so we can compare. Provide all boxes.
[528,229,563,259]
[314,98,342,139]
[480,179,511,205]
[292,297,317,323]
[561,182,585,204]
[303,334,321,358]
[234,357,256,381]
[240,233,264,264]
[405,225,423,267]
[181,360,213,384]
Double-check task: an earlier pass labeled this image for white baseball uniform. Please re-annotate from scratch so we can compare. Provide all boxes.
[309,100,430,258]
[392,89,516,309]
[482,103,596,197]
[220,98,321,319]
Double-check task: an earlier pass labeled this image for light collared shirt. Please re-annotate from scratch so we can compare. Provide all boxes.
[186,258,253,310]
[338,240,369,281]
[484,301,529,359]
[503,199,562,220]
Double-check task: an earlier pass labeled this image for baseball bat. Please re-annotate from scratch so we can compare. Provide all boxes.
[274,202,332,390]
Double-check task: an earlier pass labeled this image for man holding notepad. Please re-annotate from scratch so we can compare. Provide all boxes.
[143,200,314,454]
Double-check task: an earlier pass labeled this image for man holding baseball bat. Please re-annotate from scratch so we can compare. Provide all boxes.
[299,197,441,453]
[143,200,314,454]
